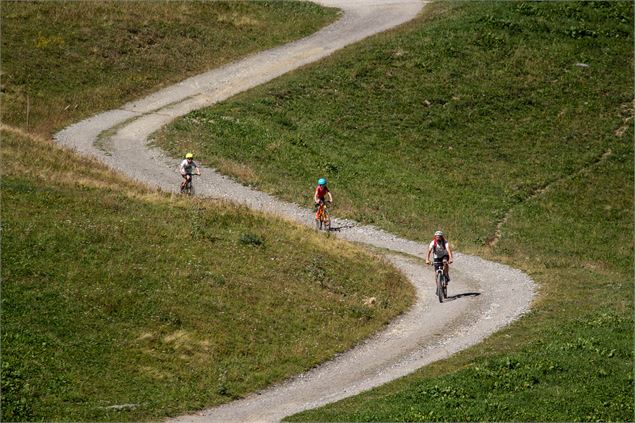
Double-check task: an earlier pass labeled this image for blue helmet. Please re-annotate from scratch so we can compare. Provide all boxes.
[317,178,327,186]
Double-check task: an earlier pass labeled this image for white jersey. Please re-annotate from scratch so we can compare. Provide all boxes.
[180,159,198,175]
[429,239,450,259]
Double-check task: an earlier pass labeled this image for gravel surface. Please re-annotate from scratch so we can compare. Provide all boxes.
[54,1,536,421]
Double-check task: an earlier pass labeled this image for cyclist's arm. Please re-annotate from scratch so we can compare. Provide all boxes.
[314,187,320,203]
[446,242,453,263]
[425,244,432,263]
[195,162,201,176]
[326,191,333,203]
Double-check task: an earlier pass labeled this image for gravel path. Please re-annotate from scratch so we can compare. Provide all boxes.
[54,1,535,421]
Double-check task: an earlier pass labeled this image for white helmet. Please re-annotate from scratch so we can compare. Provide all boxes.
[434,230,444,237]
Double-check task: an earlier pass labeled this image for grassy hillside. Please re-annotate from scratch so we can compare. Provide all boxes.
[1,127,413,421]
[0,2,415,421]
[154,1,634,421]
[1,0,337,136]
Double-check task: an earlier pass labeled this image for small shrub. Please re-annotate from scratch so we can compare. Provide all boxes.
[239,233,263,246]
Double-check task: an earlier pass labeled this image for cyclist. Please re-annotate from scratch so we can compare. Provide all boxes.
[314,177,333,208]
[425,230,454,282]
[179,152,201,192]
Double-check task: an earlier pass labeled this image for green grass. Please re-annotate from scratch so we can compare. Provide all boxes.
[2,0,633,421]
[152,1,634,421]
[289,148,634,421]
[155,1,632,247]
[1,1,338,136]
[0,128,413,421]
[1,4,412,421]
[290,314,633,422]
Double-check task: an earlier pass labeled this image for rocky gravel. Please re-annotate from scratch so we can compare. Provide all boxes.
[54,1,536,421]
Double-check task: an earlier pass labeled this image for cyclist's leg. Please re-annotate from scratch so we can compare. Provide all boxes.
[442,257,450,282]
[323,203,330,230]
[180,174,188,191]
[433,259,442,292]
[183,174,193,192]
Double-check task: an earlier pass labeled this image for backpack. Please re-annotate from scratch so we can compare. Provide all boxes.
[433,238,447,258]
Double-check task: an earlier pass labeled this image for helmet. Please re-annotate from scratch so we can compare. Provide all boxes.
[434,230,444,237]
[185,153,194,159]
[317,178,327,186]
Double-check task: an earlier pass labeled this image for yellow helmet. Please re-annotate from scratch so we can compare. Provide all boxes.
[185,153,194,159]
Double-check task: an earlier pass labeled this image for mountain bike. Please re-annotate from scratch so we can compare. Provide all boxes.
[315,200,331,231]
[180,174,198,195]
[430,260,448,303]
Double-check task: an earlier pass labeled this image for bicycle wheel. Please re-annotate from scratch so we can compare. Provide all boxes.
[182,180,192,195]
[436,272,444,303]
[442,276,448,299]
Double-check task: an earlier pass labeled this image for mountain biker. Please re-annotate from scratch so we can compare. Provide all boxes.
[314,177,333,208]
[426,230,454,282]
[179,152,201,192]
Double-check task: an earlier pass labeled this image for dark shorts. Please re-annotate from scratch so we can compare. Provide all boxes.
[433,255,449,272]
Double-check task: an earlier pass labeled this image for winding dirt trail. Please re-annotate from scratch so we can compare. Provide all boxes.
[54,1,535,421]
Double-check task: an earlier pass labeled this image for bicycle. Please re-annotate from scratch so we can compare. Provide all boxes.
[430,260,449,303]
[315,200,331,231]
[180,174,198,195]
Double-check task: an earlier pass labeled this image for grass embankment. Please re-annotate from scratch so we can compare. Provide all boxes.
[1,128,413,421]
[154,1,634,421]
[1,2,413,421]
[1,1,338,137]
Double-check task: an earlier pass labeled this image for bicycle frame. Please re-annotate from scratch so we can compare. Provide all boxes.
[315,202,330,231]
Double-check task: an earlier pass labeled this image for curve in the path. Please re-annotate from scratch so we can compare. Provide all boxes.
[54,1,535,422]
[169,252,532,423]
